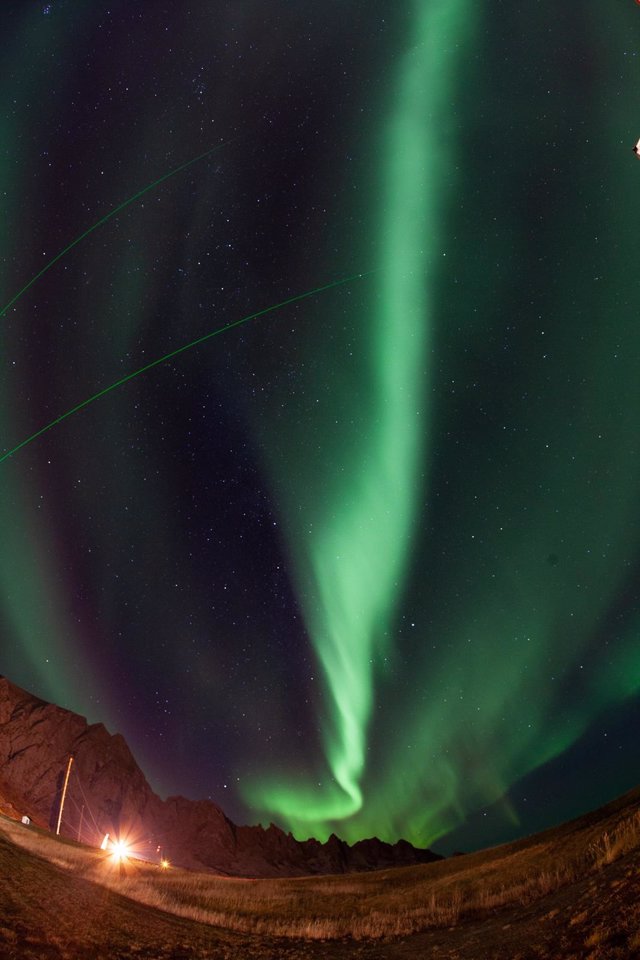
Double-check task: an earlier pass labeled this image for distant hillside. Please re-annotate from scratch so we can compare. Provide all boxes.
[0,675,439,877]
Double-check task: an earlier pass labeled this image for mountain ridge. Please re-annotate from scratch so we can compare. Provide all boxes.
[0,675,440,876]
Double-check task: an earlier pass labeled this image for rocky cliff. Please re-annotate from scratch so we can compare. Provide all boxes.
[0,676,440,876]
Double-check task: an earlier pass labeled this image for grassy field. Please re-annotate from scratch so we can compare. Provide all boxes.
[1,785,639,957]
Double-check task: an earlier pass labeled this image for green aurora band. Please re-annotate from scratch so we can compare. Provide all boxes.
[0,8,90,708]
[3,1,640,853]
[245,0,640,846]
[244,0,477,835]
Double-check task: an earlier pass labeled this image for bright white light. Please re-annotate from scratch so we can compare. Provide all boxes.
[110,840,131,863]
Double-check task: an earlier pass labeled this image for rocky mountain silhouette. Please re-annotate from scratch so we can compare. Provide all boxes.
[0,676,440,876]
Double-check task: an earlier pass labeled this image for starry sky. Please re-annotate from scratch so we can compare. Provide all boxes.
[1,0,640,856]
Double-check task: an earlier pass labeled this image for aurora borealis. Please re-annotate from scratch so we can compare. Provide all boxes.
[1,0,639,854]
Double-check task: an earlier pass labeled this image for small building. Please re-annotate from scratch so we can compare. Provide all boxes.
[20,815,30,826]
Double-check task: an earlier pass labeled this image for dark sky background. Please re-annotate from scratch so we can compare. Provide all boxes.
[1,0,639,856]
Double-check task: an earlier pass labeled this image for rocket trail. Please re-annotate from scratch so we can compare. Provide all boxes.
[0,272,372,464]
[0,139,238,320]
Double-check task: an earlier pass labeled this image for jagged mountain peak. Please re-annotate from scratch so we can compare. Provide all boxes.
[0,676,440,877]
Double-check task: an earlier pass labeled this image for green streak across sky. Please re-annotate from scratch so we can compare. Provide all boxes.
[0,141,235,321]
[245,0,475,836]
[0,273,369,464]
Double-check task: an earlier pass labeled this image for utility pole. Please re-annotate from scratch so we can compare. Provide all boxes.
[77,803,85,843]
[56,755,74,836]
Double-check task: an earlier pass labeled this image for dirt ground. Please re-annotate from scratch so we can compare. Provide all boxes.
[0,827,638,960]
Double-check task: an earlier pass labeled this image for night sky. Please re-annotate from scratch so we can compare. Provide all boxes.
[1,0,639,856]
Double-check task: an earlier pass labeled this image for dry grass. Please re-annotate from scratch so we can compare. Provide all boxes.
[588,810,640,867]
[629,929,640,951]
[1,797,639,942]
